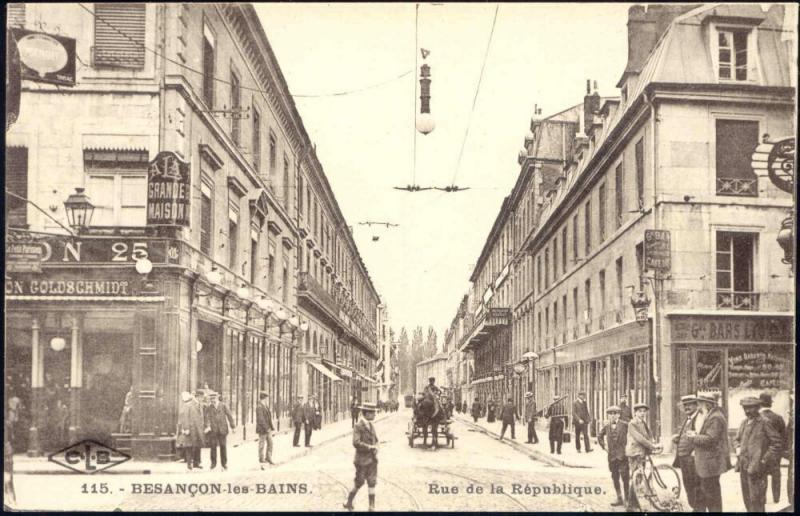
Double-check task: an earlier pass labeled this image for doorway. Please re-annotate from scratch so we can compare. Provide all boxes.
[197,320,223,392]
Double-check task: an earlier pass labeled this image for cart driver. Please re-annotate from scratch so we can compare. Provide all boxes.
[424,377,442,398]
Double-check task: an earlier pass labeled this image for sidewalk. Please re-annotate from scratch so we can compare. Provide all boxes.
[455,413,792,512]
[13,411,396,475]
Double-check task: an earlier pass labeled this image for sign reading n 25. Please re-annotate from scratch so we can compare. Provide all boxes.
[644,229,671,272]
[147,151,191,226]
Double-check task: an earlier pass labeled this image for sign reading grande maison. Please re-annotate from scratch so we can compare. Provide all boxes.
[147,151,191,226]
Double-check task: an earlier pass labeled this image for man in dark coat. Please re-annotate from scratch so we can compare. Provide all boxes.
[523,392,539,444]
[176,391,204,470]
[205,392,235,470]
[303,396,316,447]
[498,397,520,440]
[671,395,701,511]
[598,405,628,507]
[291,396,306,447]
[572,391,593,452]
[618,394,633,423]
[462,401,468,414]
[256,391,275,468]
[470,398,483,423]
[758,392,786,503]
[545,396,565,454]
[734,396,783,512]
[192,389,208,468]
[343,402,380,512]
[350,397,359,428]
[688,393,732,512]
[486,398,497,423]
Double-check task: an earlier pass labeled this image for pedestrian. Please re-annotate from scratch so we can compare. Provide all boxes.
[350,396,360,428]
[784,394,794,506]
[256,391,275,468]
[118,387,134,433]
[598,405,628,507]
[176,391,203,470]
[523,392,539,444]
[343,402,380,512]
[671,395,702,511]
[734,396,782,512]
[462,401,467,414]
[311,394,322,430]
[303,396,316,447]
[292,396,306,447]
[572,391,593,452]
[499,397,520,440]
[193,389,208,468]
[204,392,234,470]
[618,394,632,423]
[624,402,662,511]
[688,392,732,512]
[471,398,482,423]
[758,392,785,503]
[486,398,497,423]
[545,396,564,454]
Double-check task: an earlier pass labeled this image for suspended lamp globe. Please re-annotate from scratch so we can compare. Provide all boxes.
[236,284,251,300]
[257,296,275,313]
[299,321,310,332]
[289,316,300,327]
[63,187,95,231]
[206,266,222,285]
[416,113,435,135]
[50,336,66,352]
[135,257,153,275]
[275,308,288,321]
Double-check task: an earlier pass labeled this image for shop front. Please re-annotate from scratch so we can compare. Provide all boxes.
[669,314,794,434]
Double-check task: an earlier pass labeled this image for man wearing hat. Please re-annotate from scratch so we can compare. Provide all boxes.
[343,402,379,512]
[191,389,208,469]
[618,394,633,423]
[733,396,782,512]
[291,395,306,447]
[302,395,317,447]
[758,392,786,503]
[205,391,235,470]
[499,396,520,441]
[598,405,629,507]
[523,392,539,444]
[544,395,565,454]
[687,393,732,512]
[470,397,483,423]
[624,402,662,510]
[572,391,593,453]
[671,395,701,511]
[176,391,204,470]
[256,391,275,468]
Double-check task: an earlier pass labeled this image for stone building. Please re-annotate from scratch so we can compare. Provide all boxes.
[415,353,449,396]
[5,3,380,458]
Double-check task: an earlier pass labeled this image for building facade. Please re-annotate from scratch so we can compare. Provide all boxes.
[414,353,449,395]
[449,3,795,446]
[5,3,380,458]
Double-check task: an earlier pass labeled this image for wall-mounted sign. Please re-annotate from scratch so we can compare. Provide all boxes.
[670,316,793,344]
[147,151,191,226]
[644,229,671,272]
[5,277,154,297]
[4,236,180,267]
[11,28,76,86]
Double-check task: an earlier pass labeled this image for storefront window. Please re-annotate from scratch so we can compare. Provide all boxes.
[727,346,792,429]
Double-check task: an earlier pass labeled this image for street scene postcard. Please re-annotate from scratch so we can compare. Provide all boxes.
[3,2,797,513]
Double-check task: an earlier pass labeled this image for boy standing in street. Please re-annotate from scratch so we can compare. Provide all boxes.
[598,405,628,507]
[343,402,379,512]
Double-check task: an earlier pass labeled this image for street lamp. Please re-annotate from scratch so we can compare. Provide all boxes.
[206,265,222,285]
[63,188,94,232]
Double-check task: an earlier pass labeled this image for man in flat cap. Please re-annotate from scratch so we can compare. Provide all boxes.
[343,402,380,512]
[624,402,661,510]
[734,396,783,512]
[256,391,275,468]
[523,392,539,444]
[205,391,235,470]
[598,405,628,507]
[758,392,786,503]
[618,394,633,423]
[687,393,732,512]
[572,391,592,453]
[671,394,701,511]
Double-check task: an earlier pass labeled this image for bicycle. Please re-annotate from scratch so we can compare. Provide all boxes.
[630,454,683,512]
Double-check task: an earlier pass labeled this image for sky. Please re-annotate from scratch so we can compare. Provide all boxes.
[255,2,631,339]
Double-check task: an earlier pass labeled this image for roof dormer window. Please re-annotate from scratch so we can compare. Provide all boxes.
[718,29,748,80]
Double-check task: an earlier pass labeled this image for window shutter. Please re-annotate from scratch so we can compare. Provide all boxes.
[93,3,146,69]
[8,4,25,27]
[5,146,28,227]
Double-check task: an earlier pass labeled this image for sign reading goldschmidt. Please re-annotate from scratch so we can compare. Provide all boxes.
[147,151,190,226]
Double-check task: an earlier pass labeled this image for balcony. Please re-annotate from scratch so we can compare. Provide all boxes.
[461,307,511,351]
[716,177,758,197]
[298,272,339,320]
[716,291,760,311]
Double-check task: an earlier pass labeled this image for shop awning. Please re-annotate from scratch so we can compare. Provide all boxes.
[358,373,378,384]
[308,360,342,382]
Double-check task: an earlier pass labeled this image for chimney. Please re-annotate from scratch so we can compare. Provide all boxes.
[583,79,601,137]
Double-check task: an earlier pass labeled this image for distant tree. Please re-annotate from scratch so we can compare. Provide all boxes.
[397,327,411,394]
[425,326,438,359]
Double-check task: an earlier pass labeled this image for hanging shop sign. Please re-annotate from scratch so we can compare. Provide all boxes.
[644,229,671,272]
[11,28,76,86]
[4,235,180,268]
[147,151,191,226]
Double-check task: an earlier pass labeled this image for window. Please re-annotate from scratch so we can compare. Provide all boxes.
[545,306,550,344]
[230,70,241,144]
[616,257,624,321]
[716,119,759,196]
[536,311,542,350]
[298,174,304,215]
[615,163,624,228]
[718,30,749,81]
[267,241,276,292]
[252,107,261,172]
[716,232,757,310]
[228,206,239,269]
[84,149,148,226]
[598,183,607,242]
[8,4,25,27]
[282,260,289,303]
[635,138,644,209]
[202,22,215,108]
[6,147,28,228]
[599,270,606,328]
[93,3,146,69]
[572,287,579,338]
[269,132,277,176]
[584,279,592,334]
[250,232,259,284]
[562,294,568,338]
[283,156,291,207]
[635,242,644,288]
[544,248,550,289]
[572,214,579,261]
[584,199,591,255]
[561,227,567,272]
[536,256,542,294]
[200,181,213,255]
[553,237,559,280]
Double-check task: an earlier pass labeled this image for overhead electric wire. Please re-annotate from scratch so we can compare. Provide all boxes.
[76,3,410,99]
[450,4,500,187]
[5,190,75,236]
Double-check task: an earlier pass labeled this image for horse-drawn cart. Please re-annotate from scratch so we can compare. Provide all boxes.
[406,417,456,448]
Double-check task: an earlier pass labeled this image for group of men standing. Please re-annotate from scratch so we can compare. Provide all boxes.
[291,394,322,448]
[176,389,235,471]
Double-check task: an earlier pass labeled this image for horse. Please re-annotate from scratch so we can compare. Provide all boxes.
[415,392,444,449]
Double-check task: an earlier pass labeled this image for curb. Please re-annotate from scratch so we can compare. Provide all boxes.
[13,412,395,476]
[454,415,591,469]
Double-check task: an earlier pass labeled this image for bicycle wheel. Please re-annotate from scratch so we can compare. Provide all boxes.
[647,464,683,512]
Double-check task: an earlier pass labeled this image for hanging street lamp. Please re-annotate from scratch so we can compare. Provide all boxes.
[63,187,94,233]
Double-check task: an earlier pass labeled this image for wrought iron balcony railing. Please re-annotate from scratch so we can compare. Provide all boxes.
[716,177,758,197]
[716,291,760,311]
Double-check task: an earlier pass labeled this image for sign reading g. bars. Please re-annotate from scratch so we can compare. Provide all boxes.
[147,151,191,226]
[644,229,671,272]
